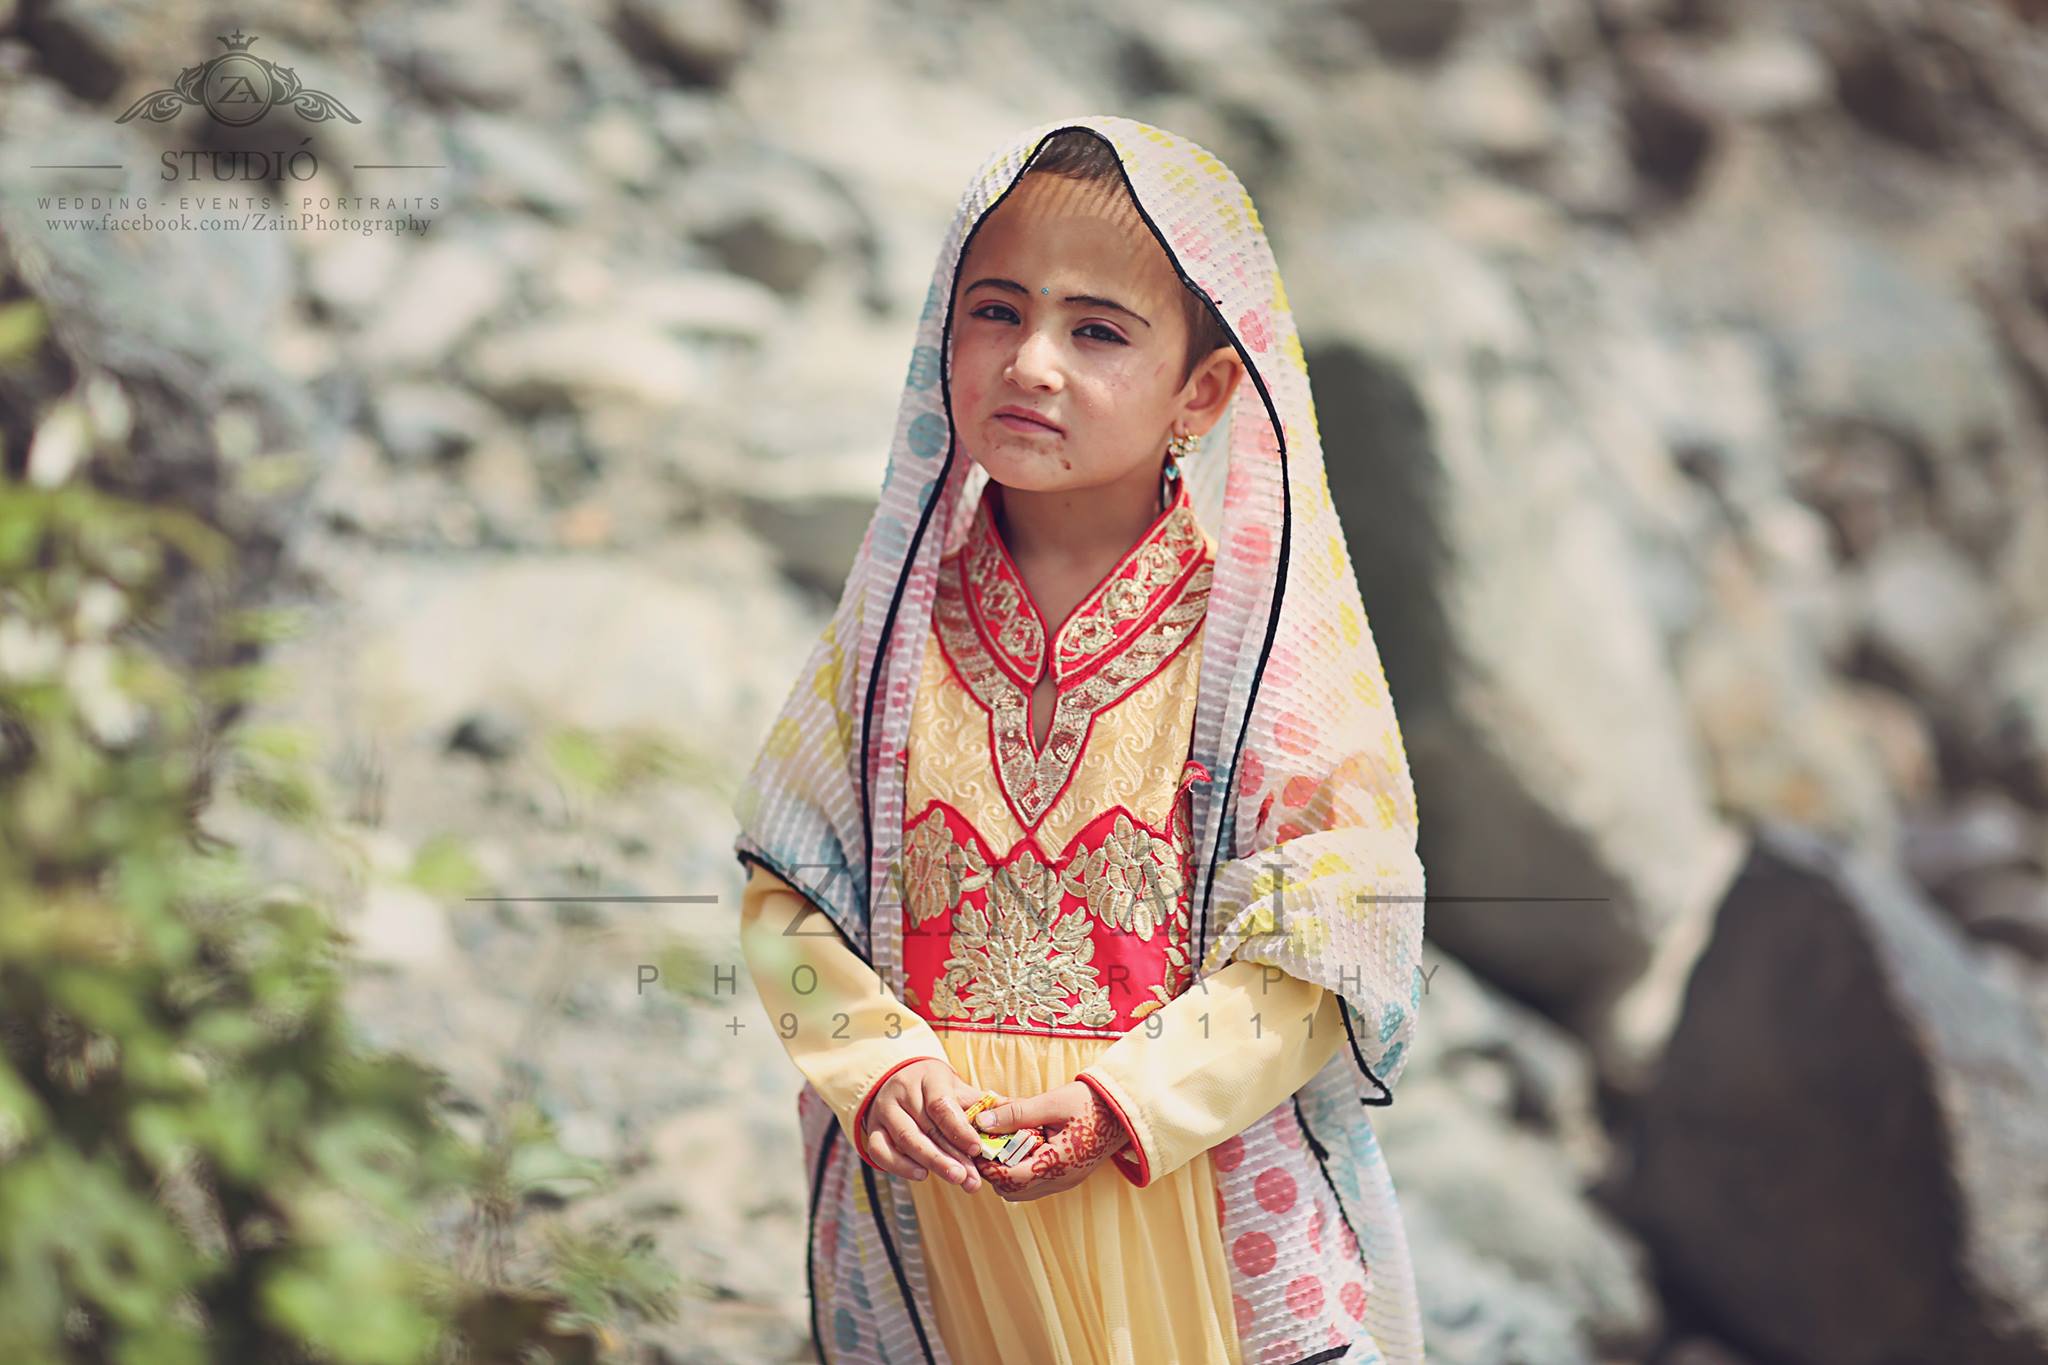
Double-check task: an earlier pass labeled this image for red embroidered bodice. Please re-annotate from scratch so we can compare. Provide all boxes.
[898,481,1215,1039]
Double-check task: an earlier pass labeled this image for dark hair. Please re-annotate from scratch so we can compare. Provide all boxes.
[1022,130,1236,389]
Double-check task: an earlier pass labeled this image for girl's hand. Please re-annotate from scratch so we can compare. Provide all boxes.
[860,1058,988,1191]
[971,1081,1130,1202]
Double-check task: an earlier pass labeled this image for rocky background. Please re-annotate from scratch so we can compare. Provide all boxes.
[4,0,2047,1361]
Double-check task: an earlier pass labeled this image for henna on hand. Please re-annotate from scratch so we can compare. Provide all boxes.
[979,1082,1130,1201]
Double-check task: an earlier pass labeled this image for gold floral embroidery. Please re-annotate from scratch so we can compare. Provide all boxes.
[909,487,1212,1032]
[1059,812,1183,940]
[907,793,1200,1030]
[1145,779,1198,1011]
[937,847,1116,1029]
[926,966,970,1021]
[901,805,990,928]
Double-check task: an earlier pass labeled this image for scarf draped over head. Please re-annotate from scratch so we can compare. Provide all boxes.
[732,113,1428,1358]
[734,113,1425,1103]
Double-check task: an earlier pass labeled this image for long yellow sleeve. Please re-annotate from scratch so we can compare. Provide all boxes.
[738,862,953,1170]
[1076,959,1344,1188]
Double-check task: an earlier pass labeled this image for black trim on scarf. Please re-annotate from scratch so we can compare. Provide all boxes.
[807,1115,838,1362]
[854,425,958,963]
[1292,1092,1374,1294]
[1339,997,1395,1106]
[1290,1347,1353,1363]
[735,846,877,974]
[859,1161,941,1365]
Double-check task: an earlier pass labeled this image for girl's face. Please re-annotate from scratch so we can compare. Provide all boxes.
[948,172,1227,496]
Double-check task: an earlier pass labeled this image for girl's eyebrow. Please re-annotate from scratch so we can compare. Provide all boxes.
[961,276,1152,329]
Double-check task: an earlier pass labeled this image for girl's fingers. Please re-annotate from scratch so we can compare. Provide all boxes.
[882,1107,973,1187]
[925,1093,984,1162]
[864,1125,920,1181]
[912,1102,983,1190]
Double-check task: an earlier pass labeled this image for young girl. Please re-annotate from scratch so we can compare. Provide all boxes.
[733,116,1428,1365]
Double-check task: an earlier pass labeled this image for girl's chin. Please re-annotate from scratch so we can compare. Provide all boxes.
[967,450,1080,492]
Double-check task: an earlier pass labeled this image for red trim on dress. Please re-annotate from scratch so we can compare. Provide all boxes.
[1077,1072,1152,1187]
[968,481,1203,688]
[1057,550,1208,690]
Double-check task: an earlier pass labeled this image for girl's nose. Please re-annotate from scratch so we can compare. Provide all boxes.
[1004,330,1061,388]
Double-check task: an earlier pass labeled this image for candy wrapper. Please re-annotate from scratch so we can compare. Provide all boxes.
[963,1092,1042,1167]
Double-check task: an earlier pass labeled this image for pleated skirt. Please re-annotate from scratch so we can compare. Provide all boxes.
[902,1028,1245,1365]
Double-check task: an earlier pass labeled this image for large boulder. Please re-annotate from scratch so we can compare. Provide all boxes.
[1622,823,2048,1364]
[1290,222,1745,1055]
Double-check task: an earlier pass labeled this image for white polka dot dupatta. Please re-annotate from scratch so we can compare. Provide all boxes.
[733,115,1429,1365]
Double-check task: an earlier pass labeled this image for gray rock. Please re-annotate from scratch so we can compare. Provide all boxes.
[348,878,458,972]
[1405,1197,1593,1365]
[1290,222,1744,1045]
[1855,528,2000,710]
[698,442,890,595]
[1736,219,2019,493]
[1975,621,2048,808]
[1942,867,2048,961]
[1403,947,1606,1171]
[451,111,596,218]
[618,268,786,345]
[1623,823,2048,1364]
[1431,57,1558,164]
[370,4,562,113]
[1676,554,1898,849]
[1387,1081,1662,1356]
[581,107,671,194]
[1901,787,2040,895]
[1651,30,1831,121]
[676,158,869,297]
[464,318,707,411]
[447,708,527,763]
[358,239,514,373]
[20,0,194,101]
[305,231,404,319]
[371,382,502,466]
[1346,0,1469,64]
[615,0,761,88]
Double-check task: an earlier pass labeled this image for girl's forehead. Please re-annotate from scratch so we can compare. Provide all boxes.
[958,176,1180,305]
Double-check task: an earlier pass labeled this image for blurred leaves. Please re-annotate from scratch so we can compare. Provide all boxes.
[0,298,49,365]
[0,328,676,1362]
[540,724,721,802]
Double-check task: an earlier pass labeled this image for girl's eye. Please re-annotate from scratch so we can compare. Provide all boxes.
[968,303,1127,345]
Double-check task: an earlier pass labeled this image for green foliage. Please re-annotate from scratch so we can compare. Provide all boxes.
[0,315,678,1363]
[539,726,721,803]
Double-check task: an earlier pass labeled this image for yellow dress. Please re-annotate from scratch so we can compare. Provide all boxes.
[740,485,1345,1364]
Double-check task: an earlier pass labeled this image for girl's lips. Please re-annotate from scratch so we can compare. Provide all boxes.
[994,413,1062,435]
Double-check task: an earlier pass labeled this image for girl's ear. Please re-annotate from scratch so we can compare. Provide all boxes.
[1184,348,1246,435]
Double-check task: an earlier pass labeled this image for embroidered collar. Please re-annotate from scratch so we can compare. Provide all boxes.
[957,478,1209,689]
